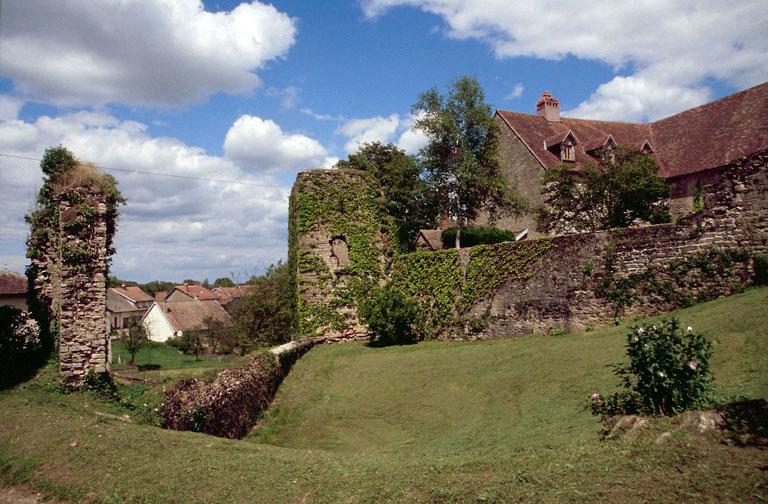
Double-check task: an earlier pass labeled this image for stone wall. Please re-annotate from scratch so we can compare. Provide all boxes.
[452,149,768,339]
[57,198,110,383]
[292,151,766,342]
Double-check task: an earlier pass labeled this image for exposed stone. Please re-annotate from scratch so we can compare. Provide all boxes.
[605,415,649,440]
[678,410,726,435]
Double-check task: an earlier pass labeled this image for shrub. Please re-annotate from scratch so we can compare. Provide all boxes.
[359,285,419,346]
[0,306,42,388]
[590,318,715,417]
[440,226,518,249]
[164,352,282,439]
[754,254,768,285]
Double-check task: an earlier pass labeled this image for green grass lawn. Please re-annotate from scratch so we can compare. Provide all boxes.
[0,288,766,503]
[110,340,241,381]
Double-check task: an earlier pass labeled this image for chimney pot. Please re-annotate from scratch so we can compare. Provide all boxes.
[537,91,560,122]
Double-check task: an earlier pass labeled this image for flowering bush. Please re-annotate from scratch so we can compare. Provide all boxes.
[590,318,715,417]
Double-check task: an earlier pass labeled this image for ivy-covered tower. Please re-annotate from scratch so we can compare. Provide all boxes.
[288,169,391,342]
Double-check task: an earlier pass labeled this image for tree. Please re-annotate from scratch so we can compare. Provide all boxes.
[336,142,437,251]
[202,315,229,353]
[123,316,148,367]
[537,146,672,234]
[359,284,419,346]
[412,75,526,248]
[213,277,235,288]
[229,261,291,353]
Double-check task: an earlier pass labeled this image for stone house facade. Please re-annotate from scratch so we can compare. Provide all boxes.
[491,82,768,237]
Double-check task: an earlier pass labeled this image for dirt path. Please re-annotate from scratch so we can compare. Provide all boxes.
[0,485,63,504]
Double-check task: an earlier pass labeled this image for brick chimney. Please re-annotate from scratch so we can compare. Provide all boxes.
[537,91,560,122]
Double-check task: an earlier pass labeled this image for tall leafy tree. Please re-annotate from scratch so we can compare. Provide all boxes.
[537,146,672,233]
[336,142,437,251]
[412,75,525,248]
[229,261,291,353]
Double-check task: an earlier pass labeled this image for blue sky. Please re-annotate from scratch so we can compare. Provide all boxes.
[1,0,766,283]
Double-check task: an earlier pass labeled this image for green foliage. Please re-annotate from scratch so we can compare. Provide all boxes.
[413,75,525,248]
[139,280,175,297]
[460,238,556,311]
[289,172,389,338]
[439,225,518,248]
[230,261,291,352]
[389,249,461,336]
[590,318,715,416]
[754,254,768,285]
[25,146,124,353]
[336,142,437,252]
[170,331,205,361]
[0,307,42,388]
[538,146,672,233]
[597,246,757,314]
[213,277,235,288]
[359,285,419,346]
[123,316,148,366]
[108,277,138,288]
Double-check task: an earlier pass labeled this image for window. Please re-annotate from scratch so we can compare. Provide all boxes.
[562,142,575,162]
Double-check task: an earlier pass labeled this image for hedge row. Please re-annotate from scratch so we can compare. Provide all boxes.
[440,226,519,248]
[163,352,282,439]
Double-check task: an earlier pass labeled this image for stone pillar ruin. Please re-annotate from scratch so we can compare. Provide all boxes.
[29,181,112,386]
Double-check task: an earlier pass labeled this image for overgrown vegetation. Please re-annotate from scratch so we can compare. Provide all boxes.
[439,225,518,248]
[23,146,124,375]
[0,307,41,389]
[537,146,672,233]
[228,261,292,352]
[413,75,526,248]
[336,141,437,252]
[359,284,419,346]
[163,352,282,439]
[122,315,148,367]
[590,318,715,417]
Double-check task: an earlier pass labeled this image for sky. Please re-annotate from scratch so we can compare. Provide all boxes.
[1,0,766,283]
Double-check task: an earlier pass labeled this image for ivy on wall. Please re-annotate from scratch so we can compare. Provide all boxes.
[597,246,759,314]
[389,238,556,337]
[289,170,390,339]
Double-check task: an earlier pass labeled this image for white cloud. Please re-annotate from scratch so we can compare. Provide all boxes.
[337,114,400,152]
[0,99,298,282]
[223,115,330,173]
[504,83,524,101]
[267,86,302,110]
[565,76,712,122]
[363,0,768,120]
[1,0,297,107]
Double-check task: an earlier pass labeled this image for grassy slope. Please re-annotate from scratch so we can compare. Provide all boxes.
[1,288,767,503]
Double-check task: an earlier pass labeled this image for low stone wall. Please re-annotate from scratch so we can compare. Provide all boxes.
[395,149,768,340]
[164,337,319,439]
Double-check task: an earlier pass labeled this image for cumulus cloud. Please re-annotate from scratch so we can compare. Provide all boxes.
[337,114,401,152]
[1,0,297,107]
[223,115,331,173]
[362,0,768,120]
[0,98,306,281]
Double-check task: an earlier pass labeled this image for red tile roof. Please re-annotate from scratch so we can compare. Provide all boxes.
[496,81,768,179]
[106,289,145,314]
[111,285,154,303]
[0,270,26,296]
[169,285,219,301]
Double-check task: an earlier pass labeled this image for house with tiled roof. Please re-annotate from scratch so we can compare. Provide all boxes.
[106,286,153,336]
[164,284,220,302]
[141,299,231,343]
[0,269,27,311]
[491,82,768,236]
[211,285,253,311]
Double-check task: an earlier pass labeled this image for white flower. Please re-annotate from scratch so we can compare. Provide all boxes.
[688,360,699,370]
[638,327,644,334]
[658,372,665,378]
[687,326,693,332]
[633,336,639,342]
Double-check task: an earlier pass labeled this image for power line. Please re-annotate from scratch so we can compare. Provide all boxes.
[0,152,287,188]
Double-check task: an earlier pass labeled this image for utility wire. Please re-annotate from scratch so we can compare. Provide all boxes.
[0,152,287,188]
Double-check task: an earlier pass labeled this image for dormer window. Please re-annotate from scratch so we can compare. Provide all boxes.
[561,141,576,162]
